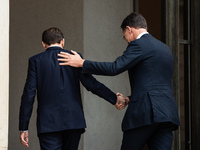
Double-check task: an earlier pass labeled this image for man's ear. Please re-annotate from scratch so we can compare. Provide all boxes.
[42,41,48,49]
[126,26,132,33]
[61,39,65,48]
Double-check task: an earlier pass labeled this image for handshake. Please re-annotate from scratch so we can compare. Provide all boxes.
[115,93,130,110]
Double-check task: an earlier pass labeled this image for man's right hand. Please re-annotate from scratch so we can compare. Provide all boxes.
[20,131,29,147]
[58,50,84,67]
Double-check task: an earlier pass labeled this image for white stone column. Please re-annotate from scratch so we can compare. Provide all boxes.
[0,0,9,149]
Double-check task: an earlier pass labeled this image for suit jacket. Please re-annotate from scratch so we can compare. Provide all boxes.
[19,46,117,134]
[82,34,180,132]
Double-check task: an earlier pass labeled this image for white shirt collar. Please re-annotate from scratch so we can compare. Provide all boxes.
[49,45,61,48]
[136,32,149,39]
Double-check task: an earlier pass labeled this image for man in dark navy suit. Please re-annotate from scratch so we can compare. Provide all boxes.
[58,12,180,150]
[19,27,126,150]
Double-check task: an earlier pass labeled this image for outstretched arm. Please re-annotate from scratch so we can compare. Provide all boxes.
[79,67,127,110]
[58,41,142,76]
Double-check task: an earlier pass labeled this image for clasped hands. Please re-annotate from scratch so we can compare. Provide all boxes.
[115,93,129,110]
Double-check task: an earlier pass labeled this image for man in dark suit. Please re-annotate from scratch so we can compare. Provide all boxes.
[58,12,180,150]
[19,27,126,150]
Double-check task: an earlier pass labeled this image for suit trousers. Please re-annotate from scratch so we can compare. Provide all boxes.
[38,129,83,150]
[121,122,175,150]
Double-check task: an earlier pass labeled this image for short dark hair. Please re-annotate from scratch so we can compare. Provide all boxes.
[42,27,64,45]
[120,12,147,31]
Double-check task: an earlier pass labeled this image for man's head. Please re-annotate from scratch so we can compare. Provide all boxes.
[121,12,147,31]
[42,27,64,49]
[121,12,147,43]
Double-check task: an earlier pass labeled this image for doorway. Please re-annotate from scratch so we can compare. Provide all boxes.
[133,0,193,149]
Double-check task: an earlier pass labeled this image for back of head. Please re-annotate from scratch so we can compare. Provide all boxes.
[121,12,147,31]
[42,27,64,45]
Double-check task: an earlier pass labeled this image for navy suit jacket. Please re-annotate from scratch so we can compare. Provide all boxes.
[19,46,117,134]
[82,34,180,132]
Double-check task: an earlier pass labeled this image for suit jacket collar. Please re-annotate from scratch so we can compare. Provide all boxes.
[46,46,63,51]
[129,34,152,45]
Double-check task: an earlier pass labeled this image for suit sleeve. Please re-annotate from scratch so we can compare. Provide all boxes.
[82,41,142,76]
[79,70,117,105]
[77,53,117,105]
[19,58,37,131]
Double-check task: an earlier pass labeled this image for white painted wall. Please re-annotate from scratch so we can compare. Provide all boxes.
[0,0,9,149]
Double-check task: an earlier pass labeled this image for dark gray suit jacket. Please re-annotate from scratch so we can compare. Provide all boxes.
[19,46,117,134]
[82,34,180,132]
